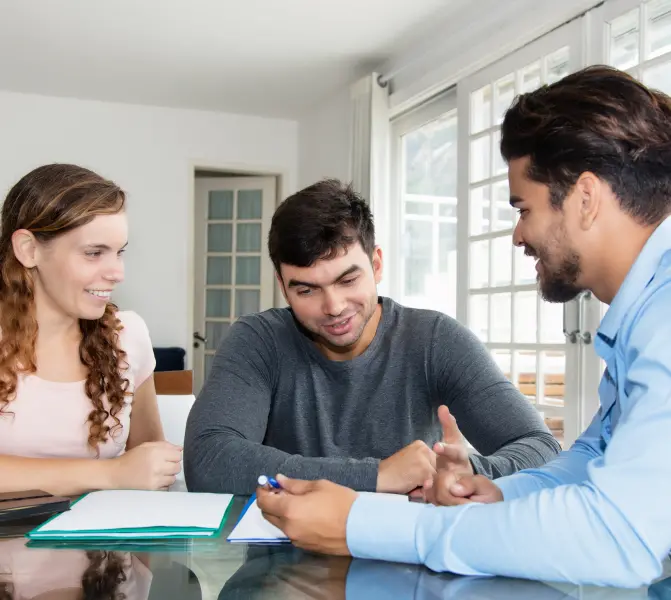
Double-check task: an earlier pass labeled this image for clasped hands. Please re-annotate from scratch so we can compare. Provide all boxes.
[375,404,500,505]
[257,406,503,557]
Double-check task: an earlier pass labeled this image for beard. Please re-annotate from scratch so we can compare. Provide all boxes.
[526,242,583,304]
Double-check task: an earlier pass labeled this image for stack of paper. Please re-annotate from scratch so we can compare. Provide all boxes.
[27,490,234,540]
[227,491,408,544]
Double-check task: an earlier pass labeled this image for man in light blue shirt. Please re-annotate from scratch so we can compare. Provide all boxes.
[256,65,671,588]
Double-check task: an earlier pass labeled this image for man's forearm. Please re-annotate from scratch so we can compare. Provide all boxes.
[469,431,561,479]
[347,481,660,587]
[185,436,380,494]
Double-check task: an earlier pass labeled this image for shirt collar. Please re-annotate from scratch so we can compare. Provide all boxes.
[597,214,671,343]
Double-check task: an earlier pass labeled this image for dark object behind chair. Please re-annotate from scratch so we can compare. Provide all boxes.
[153,347,186,372]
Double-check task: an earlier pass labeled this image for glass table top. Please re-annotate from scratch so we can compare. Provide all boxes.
[1,496,670,599]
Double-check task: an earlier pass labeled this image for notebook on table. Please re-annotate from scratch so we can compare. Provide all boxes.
[227,491,408,544]
[0,490,71,523]
[26,489,234,540]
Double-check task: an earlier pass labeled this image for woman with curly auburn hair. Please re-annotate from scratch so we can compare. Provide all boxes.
[0,164,182,495]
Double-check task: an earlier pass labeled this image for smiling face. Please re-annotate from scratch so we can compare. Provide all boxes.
[15,212,128,321]
[278,242,383,358]
[509,158,585,303]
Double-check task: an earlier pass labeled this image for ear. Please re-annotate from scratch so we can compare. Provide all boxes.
[371,246,383,284]
[275,270,289,305]
[11,229,39,268]
[573,172,601,231]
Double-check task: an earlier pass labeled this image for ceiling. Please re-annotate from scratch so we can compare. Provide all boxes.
[0,0,467,119]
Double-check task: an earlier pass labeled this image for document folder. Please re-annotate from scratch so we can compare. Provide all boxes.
[26,489,234,540]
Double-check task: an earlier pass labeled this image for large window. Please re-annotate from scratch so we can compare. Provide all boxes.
[390,93,458,317]
[388,0,669,448]
[390,19,594,448]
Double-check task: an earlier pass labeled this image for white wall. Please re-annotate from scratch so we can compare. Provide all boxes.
[298,87,351,188]
[0,91,298,355]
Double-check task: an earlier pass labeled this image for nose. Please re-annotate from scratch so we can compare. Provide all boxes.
[322,288,347,317]
[104,256,125,284]
[512,219,524,247]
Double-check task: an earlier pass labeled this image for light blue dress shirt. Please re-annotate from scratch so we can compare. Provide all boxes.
[347,215,671,588]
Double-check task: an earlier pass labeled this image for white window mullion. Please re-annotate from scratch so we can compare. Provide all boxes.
[457,81,471,326]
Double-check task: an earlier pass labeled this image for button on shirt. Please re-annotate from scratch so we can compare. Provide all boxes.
[347,215,671,588]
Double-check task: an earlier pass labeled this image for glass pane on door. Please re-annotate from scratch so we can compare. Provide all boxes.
[235,256,261,285]
[236,223,262,252]
[466,46,574,447]
[237,189,263,219]
[205,321,230,351]
[208,224,232,252]
[206,290,231,318]
[235,290,260,317]
[401,110,458,315]
[515,351,537,403]
[207,256,232,285]
[541,351,565,407]
[469,184,490,235]
[609,8,640,69]
[647,0,671,60]
[208,191,233,219]
[470,85,492,133]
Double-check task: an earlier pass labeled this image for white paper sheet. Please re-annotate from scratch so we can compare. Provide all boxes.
[227,497,288,543]
[227,491,408,543]
[35,490,233,533]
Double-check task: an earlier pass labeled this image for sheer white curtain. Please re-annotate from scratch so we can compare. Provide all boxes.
[349,72,389,212]
[349,72,391,294]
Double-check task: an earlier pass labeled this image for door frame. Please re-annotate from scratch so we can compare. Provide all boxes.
[186,160,290,374]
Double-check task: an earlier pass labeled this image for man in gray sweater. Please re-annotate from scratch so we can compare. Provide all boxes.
[184,180,560,495]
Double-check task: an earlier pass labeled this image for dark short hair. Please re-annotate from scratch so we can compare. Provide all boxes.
[268,179,375,275]
[501,65,671,225]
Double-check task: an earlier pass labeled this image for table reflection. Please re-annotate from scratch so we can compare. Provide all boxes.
[218,544,671,600]
[0,537,152,600]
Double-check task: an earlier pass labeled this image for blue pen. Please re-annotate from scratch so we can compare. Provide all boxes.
[257,475,282,489]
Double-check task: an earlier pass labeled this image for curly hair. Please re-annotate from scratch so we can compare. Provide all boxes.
[82,551,129,600]
[0,551,129,600]
[0,164,131,453]
[500,65,671,225]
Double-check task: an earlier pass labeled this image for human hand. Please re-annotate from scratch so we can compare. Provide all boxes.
[433,405,474,477]
[423,472,503,506]
[377,440,437,494]
[257,475,357,556]
[111,441,182,490]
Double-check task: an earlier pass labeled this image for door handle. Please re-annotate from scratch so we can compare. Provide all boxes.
[563,300,579,344]
[193,331,207,348]
[562,292,592,344]
[577,291,592,344]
